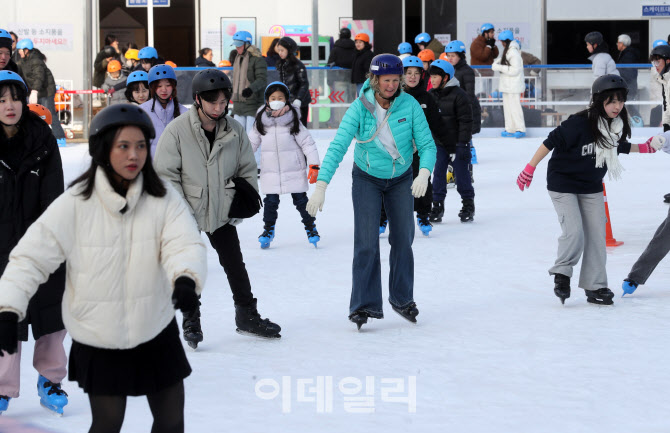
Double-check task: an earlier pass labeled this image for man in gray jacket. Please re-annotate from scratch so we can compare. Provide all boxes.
[154,69,281,344]
[584,31,619,78]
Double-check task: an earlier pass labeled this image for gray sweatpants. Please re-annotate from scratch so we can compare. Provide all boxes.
[628,206,670,284]
[548,191,608,290]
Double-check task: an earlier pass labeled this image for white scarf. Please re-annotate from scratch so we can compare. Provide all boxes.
[594,116,624,181]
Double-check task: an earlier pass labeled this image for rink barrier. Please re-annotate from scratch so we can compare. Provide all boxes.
[602,183,624,247]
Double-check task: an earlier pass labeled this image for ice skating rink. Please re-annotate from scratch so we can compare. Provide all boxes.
[9,130,670,432]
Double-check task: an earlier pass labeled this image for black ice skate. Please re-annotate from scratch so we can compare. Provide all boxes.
[554,274,571,305]
[585,288,614,305]
[182,306,203,349]
[391,302,419,323]
[665,193,670,203]
[429,201,444,222]
[235,298,281,339]
[349,310,369,330]
[458,198,475,223]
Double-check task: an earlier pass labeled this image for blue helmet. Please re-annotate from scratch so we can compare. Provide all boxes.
[138,46,158,60]
[16,39,33,50]
[0,29,11,53]
[402,56,423,69]
[415,33,431,45]
[498,30,514,42]
[480,23,494,34]
[397,42,412,55]
[653,39,668,48]
[147,64,177,84]
[233,31,253,45]
[369,54,404,76]
[445,40,466,53]
[126,71,149,86]
[264,81,290,100]
[0,70,28,91]
[0,29,10,42]
[430,59,455,78]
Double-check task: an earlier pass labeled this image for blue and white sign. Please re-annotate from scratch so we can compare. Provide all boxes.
[127,0,170,7]
[642,5,670,16]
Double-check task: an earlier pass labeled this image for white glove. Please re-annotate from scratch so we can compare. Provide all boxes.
[491,63,500,72]
[29,90,38,104]
[651,131,670,153]
[306,180,327,217]
[411,168,431,198]
[292,99,302,108]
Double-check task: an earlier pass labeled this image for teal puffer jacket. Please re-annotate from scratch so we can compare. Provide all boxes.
[318,78,436,183]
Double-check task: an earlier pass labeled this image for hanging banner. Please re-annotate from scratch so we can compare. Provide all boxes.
[9,23,74,51]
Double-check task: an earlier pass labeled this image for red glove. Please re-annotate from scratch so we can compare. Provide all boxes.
[638,137,657,153]
[308,165,320,184]
[516,164,535,191]
[108,88,115,95]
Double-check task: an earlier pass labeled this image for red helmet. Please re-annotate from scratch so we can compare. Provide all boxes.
[28,103,52,124]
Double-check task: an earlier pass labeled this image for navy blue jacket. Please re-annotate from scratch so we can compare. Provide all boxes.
[544,113,631,194]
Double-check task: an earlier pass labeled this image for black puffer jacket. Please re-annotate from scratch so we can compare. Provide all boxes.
[404,82,451,148]
[277,58,311,107]
[617,47,639,90]
[17,51,49,97]
[429,80,473,153]
[351,47,374,84]
[195,56,216,67]
[0,112,65,341]
[453,58,482,134]
[328,38,357,68]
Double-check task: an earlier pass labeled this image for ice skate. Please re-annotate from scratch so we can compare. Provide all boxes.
[305,224,320,248]
[622,279,639,297]
[0,396,10,415]
[37,375,67,417]
[458,199,475,222]
[258,224,275,249]
[391,302,419,323]
[429,200,444,222]
[235,298,281,339]
[664,193,670,203]
[585,288,614,305]
[182,306,203,349]
[349,311,369,330]
[553,274,570,304]
[416,214,432,236]
[379,219,388,235]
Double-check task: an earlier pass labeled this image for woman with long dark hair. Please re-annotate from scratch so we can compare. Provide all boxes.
[516,75,659,306]
[491,30,526,138]
[0,103,206,433]
[275,36,311,126]
[139,64,186,156]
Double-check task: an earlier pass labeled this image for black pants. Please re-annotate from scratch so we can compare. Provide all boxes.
[380,152,432,223]
[263,192,315,226]
[206,224,254,307]
[300,106,308,127]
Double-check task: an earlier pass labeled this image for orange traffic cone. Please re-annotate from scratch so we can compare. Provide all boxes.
[602,183,623,247]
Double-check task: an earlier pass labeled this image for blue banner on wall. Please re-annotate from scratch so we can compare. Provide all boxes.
[642,5,670,16]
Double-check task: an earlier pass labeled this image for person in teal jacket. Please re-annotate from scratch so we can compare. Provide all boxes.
[306,54,436,330]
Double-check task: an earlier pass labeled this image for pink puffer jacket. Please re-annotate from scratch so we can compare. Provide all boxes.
[248,108,320,194]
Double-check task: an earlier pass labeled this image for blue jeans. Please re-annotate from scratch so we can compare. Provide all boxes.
[432,145,474,201]
[350,164,415,317]
[263,192,315,226]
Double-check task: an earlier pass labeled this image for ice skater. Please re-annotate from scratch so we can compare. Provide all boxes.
[248,81,321,249]
[492,30,526,138]
[516,75,660,305]
[0,103,207,433]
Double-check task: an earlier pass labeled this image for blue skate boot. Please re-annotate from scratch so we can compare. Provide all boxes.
[0,395,10,414]
[379,219,388,235]
[258,224,275,249]
[501,131,515,137]
[514,131,526,138]
[470,144,478,164]
[305,224,320,248]
[622,279,639,297]
[416,214,432,236]
[37,375,68,416]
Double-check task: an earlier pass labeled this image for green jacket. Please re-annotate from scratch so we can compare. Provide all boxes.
[231,45,268,117]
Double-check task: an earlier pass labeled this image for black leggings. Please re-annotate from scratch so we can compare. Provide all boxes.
[88,381,185,433]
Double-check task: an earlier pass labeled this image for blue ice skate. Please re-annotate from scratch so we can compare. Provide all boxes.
[379,220,388,235]
[622,279,639,297]
[37,375,68,416]
[514,131,526,139]
[416,215,432,236]
[56,138,66,147]
[0,396,10,414]
[258,225,275,249]
[305,225,320,248]
[501,131,515,137]
[470,145,478,164]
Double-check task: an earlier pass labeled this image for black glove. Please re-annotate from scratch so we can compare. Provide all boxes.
[0,312,18,356]
[664,124,670,132]
[486,38,496,48]
[172,277,199,313]
[241,87,253,98]
[455,143,471,161]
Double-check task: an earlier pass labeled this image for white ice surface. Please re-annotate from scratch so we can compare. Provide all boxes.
[5,132,670,432]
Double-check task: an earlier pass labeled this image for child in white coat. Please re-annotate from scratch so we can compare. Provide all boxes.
[248,81,320,248]
[492,30,526,138]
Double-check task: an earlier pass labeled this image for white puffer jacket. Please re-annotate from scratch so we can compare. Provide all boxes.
[248,107,320,194]
[0,169,207,350]
[491,40,526,94]
[654,67,670,127]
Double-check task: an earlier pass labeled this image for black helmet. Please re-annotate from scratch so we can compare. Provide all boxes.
[650,44,670,60]
[191,68,232,100]
[89,104,155,141]
[278,37,297,55]
[584,31,604,46]
[592,74,628,95]
[102,46,117,58]
[339,28,351,39]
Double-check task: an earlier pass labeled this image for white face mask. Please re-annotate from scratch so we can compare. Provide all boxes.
[268,100,285,111]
